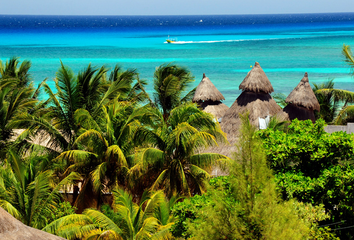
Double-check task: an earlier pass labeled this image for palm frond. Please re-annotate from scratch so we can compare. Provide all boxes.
[188,164,210,194]
[342,44,354,75]
[55,150,98,166]
[143,190,165,220]
[150,170,169,192]
[135,217,160,239]
[334,105,354,125]
[105,145,128,167]
[180,87,196,104]
[84,229,123,240]
[42,214,94,239]
[84,209,123,236]
[91,162,107,192]
[0,200,22,220]
[74,108,101,132]
[317,88,354,103]
[139,148,165,170]
[177,161,191,197]
[189,152,230,169]
[74,129,108,153]
[26,170,56,227]
[150,223,175,240]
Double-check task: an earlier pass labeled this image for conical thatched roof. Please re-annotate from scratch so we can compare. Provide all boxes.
[200,100,229,119]
[0,207,66,240]
[239,62,274,94]
[285,73,320,111]
[193,73,225,102]
[221,91,282,143]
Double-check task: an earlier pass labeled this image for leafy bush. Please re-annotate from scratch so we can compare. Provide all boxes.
[260,119,354,239]
[259,119,354,176]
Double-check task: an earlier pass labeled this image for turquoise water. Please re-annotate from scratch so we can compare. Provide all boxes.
[1,14,354,106]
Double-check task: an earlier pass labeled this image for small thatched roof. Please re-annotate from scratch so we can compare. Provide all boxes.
[0,207,66,240]
[285,73,320,111]
[193,73,225,102]
[239,62,274,94]
[221,91,282,143]
[200,100,229,119]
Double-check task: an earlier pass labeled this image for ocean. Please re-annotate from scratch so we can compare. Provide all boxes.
[1,13,354,106]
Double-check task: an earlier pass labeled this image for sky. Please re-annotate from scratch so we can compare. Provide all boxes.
[1,0,354,15]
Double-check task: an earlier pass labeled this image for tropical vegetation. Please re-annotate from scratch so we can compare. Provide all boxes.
[2,43,354,239]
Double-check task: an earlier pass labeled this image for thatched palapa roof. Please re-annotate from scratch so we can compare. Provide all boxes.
[285,73,320,111]
[283,73,320,123]
[239,62,274,94]
[0,207,65,240]
[193,73,229,119]
[193,73,225,102]
[221,62,281,143]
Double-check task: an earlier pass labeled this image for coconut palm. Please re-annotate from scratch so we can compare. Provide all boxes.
[313,45,354,124]
[13,62,144,154]
[43,188,175,240]
[103,64,149,104]
[130,103,229,198]
[312,79,341,123]
[0,86,37,141]
[55,100,152,210]
[153,63,195,121]
[0,85,41,159]
[0,57,32,89]
[0,149,80,229]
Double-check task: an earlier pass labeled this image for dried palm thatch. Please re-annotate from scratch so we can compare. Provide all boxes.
[200,100,229,119]
[283,103,316,122]
[0,207,65,240]
[285,73,320,111]
[193,73,225,102]
[221,91,281,143]
[239,62,274,94]
[193,73,229,119]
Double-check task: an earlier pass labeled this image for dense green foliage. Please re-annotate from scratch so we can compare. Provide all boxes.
[2,53,354,239]
[44,188,175,240]
[259,119,354,238]
[0,150,80,229]
[259,119,354,175]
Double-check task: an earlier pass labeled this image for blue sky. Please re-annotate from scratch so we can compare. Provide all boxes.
[1,0,354,15]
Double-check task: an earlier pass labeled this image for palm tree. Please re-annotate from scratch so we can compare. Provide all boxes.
[0,57,32,89]
[0,85,40,159]
[43,188,175,240]
[153,63,195,121]
[104,64,149,104]
[13,62,145,154]
[312,45,354,124]
[130,103,229,198]
[55,100,152,210]
[0,149,80,229]
[312,79,341,123]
